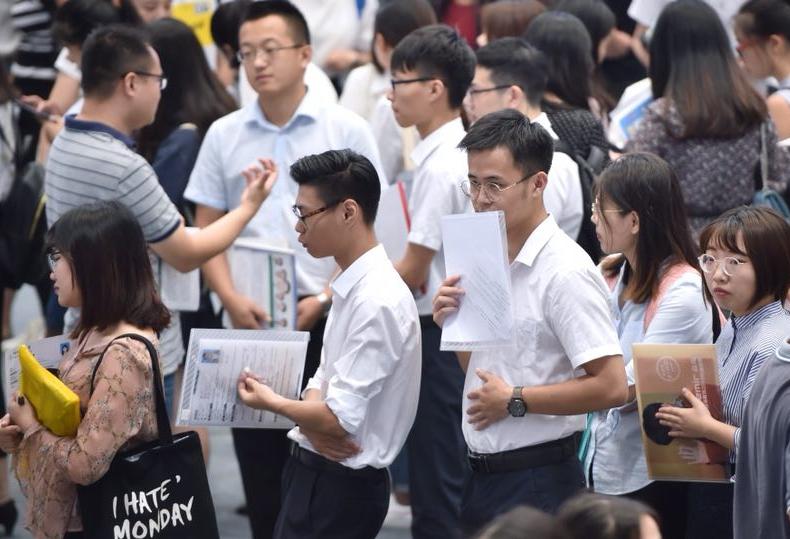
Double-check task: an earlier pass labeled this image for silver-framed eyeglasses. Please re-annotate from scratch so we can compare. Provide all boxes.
[698,254,747,277]
[460,172,538,199]
[47,250,62,271]
[236,43,305,63]
[591,201,625,215]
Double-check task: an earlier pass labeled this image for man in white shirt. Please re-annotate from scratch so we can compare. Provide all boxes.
[433,109,627,533]
[183,2,386,537]
[237,148,421,539]
[463,38,585,245]
[387,24,475,539]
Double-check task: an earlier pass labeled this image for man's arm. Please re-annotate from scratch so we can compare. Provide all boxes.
[394,242,435,291]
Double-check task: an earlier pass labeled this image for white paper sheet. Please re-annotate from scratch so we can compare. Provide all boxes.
[440,211,515,351]
[375,181,410,261]
[3,335,71,399]
[159,227,200,312]
[221,239,298,330]
[176,328,308,428]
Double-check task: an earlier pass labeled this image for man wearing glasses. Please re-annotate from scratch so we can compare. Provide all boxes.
[183,2,385,537]
[387,24,475,539]
[433,109,627,533]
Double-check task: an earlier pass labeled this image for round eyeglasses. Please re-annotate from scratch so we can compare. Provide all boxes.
[698,254,747,277]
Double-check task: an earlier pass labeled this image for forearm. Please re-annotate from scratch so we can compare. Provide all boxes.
[183,206,254,268]
[201,252,237,302]
[521,374,626,415]
[274,397,347,439]
[703,419,737,450]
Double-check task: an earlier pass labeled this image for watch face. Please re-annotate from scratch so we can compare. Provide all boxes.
[508,399,527,417]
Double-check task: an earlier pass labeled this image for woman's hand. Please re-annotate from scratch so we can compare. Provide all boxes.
[655,387,715,439]
[8,393,39,435]
[0,414,22,454]
[432,275,464,328]
[466,369,512,431]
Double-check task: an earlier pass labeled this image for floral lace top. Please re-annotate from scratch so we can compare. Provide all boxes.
[12,329,160,539]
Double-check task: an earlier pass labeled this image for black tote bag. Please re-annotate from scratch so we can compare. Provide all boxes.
[77,333,219,539]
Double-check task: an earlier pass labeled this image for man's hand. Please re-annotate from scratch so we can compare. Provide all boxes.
[0,414,22,454]
[466,369,511,431]
[239,158,278,213]
[655,388,714,439]
[297,295,324,331]
[300,426,361,462]
[225,292,269,329]
[237,369,283,412]
[432,275,464,328]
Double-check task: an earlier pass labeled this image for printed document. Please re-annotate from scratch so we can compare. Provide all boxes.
[4,334,71,399]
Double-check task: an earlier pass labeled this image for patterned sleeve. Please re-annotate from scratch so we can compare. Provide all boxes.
[626,102,669,157]
[766,122,790,196]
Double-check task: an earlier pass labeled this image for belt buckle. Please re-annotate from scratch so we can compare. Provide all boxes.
[469,452,490,473]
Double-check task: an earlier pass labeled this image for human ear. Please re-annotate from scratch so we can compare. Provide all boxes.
[630,211,640,235]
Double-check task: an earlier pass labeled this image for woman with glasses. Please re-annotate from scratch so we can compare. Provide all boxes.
[655,205,790,538]
[585,153,713,539]
[734,0,790,141]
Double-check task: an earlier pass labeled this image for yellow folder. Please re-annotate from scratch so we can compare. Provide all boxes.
[18,345,80,437]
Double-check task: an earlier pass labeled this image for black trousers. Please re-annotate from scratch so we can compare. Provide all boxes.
[273,455,390,539]
[232,315,326,539]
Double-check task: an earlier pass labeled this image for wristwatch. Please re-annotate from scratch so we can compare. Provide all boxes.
[507,386,527,417]
[315,291,332,313]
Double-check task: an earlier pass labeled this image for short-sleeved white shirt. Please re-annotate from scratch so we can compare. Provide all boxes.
[463,216,622,454]
[407,117,471,315]
[184,88,387,296]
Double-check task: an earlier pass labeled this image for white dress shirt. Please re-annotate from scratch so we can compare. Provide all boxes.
[184,88,387,297]
[288,244,422,469]
[586,264,712,495]
[533,113,584,241]
[339,64,389,121]
[463,216,622,454]
[408,117,472,315]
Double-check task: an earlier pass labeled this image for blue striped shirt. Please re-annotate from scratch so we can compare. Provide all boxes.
[717,300,790,461]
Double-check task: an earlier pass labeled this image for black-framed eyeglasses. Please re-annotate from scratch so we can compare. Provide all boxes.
[390,76,439,91]
[466,84,513,97]
[460,172,539,199]
[126,71,168,90]
[236,43,305,63]
[292,202,339,228]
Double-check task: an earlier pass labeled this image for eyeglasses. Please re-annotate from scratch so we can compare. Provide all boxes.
[698,254,747,277]
[131,71,168,90]
[390,76,439,91]
[292,202,338,228]
[591,201,625,215]
[460,173,538,199]
[466,84,513,97]
[735,38,762,58]
[236,43,305,63]
[47,250,62,271]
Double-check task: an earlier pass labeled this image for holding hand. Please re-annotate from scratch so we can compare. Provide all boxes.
[240,158,278,211]
[227,292,270,329]
[466,369,511,431]
[296,296,324,331]
[432,275,464,328]
[8,393,38,435]
[237,369,283,412]
[300,426,361,462]
[655,388,714,440]
[0,414,22,454]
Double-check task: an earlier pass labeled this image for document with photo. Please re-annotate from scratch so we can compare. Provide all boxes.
[176,328,309,429]
[633,343,730,483]
[440,211,514,351]
[4,334,71,399]
[375,181,410,261]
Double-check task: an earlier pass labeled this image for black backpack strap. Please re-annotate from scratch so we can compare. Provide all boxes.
[89,333,173,444]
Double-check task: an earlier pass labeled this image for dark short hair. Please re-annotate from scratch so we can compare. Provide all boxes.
[211,0,252,64]
[390,24,476,109]
[736,0,790,42]
[242,0,310,45]
[523,11,594,111]
[475,37,549,107]
[559,493,660,539]
[474,505,569,539]
[552,0,615,63]
[290,150,381,226]
[458,108,553,177]
[80,25,154,99]
[46,201,170,340]
[699,206,790,308]
[371,0,437,72]
[480,0,546,42]
[52,0,120,47]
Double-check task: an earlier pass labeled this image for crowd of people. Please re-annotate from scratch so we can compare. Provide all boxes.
[0,0,788,538]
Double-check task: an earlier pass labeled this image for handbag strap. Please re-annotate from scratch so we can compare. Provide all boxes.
[89,333,173,444]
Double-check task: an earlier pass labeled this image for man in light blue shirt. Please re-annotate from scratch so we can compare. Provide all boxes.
[183,2,385,537]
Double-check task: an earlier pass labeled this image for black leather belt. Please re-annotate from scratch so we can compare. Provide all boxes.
[289,443,385,479]
[468,433,579,474]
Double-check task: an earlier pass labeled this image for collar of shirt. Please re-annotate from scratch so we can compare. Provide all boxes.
[731,300,785,331]
[513,215,559,267]
[330,244,389,300]
[243,87,321,131]
[410,117,465,168]
[64,114,135,148]
[531,112,559,140]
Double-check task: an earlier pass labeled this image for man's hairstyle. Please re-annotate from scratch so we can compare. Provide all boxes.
[475,37,549,107]
[80,25,153,99]
[52,0,120,47]
[458,109,553,176]
[211,0,252,65]
[390,24,475,109]
[699,206,790,308]
[242,1,310,45]
[371,0,437,73]
[290,150,381,226]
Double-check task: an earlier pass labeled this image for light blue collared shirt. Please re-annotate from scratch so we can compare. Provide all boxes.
[184,88,387,296]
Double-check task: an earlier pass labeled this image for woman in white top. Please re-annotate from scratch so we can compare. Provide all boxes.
[585,153,713,539]
[735,0,790,140]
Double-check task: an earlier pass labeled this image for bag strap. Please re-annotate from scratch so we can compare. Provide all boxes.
[643,263,697,332]
[89,333,173,444]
